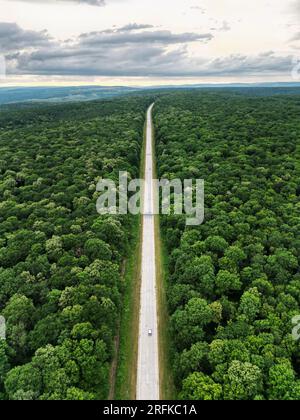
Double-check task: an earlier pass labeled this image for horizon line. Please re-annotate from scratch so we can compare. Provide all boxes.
[1,81,300,89]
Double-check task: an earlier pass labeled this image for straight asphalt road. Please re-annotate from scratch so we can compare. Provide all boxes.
[136,103,160,400]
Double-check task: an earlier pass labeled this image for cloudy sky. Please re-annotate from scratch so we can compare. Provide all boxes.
[0,0,299,86]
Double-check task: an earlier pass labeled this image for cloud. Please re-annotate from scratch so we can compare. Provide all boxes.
[0,22,51,52]
[117,23,155,32]
[204,52,293,77]
[1,22,292,79]
[6,26,213,77]
[77,29,213,46]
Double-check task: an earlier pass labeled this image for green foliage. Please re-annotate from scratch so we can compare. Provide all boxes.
[215,270,242,295]
[223,361,263,400]
[1,89,299,400]
[239,288,261,322]
[180,372,222,400]
[0,95,151,399]
[154,90,300,400]
[268,361,300,400]
[84,239,112,261]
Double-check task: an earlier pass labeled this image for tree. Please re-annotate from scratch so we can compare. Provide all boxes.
[45,236,63,261]
[215,270,241,295]
[5,364,42,400]
[171,298,214,350]
[65,387,95,400]
[205,236,229,255]
[3,294,35,328]
[180,372,222,400]
[268,361,300,400]
[180,255,215,297]
[224,245,246,267]
[223,361,263,400]
[238,288,261,322]
[84,239,112,261]
[176,342,209,381]
[91,218,125,250]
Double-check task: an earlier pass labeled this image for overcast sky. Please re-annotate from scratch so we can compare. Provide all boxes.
[0,0,299,86]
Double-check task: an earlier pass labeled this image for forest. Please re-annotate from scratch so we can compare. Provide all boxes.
[0,88,299,401]
[0,95,151,400]
[154,90,300,400]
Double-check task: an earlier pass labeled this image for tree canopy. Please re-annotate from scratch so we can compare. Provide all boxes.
[0,95,152,399]
[154,90,300,400]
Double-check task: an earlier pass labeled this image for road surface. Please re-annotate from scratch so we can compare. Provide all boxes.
[136,103,160,400]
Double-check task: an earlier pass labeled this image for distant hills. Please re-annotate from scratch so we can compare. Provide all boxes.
[0,83,300,105]
[0,86,138,105]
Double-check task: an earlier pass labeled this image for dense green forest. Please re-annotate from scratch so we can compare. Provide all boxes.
[0,96,151,400]
[1,88,300,401]
[154,91,300,400]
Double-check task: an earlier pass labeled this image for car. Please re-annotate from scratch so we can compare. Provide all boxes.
[148,329,153,336]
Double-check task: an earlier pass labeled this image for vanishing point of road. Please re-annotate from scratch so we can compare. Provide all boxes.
[136,103,160,400]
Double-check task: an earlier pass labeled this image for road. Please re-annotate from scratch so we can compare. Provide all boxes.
[136,103,160,400]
